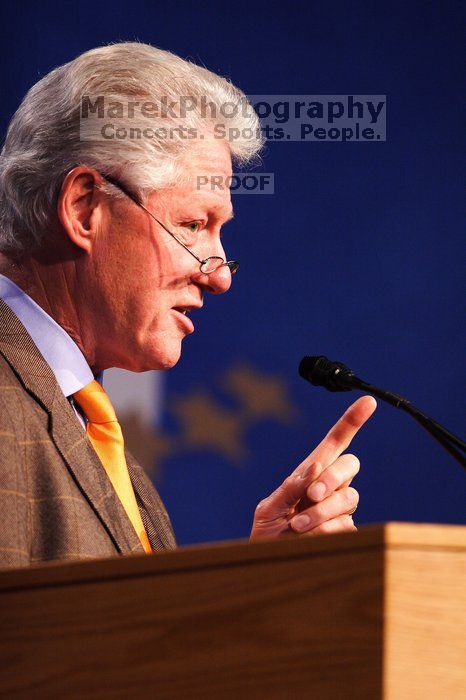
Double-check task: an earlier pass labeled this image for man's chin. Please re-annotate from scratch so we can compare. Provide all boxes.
[130,344,182,372]
[103,336,183,373]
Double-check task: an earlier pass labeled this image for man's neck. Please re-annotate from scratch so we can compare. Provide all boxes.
[0,253,99,371]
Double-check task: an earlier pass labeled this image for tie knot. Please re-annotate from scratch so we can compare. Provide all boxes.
[73,379,118,424]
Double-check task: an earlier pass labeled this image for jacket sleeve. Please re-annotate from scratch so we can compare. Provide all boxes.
[0,390,30,569]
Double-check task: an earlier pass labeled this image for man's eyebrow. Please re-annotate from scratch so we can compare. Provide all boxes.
[207,207,234,224]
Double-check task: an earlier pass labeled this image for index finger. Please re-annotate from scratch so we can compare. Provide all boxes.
[314,395,377,465]
[294,395,377,477]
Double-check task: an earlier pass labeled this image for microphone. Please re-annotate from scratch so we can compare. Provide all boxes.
[299,355,466,471]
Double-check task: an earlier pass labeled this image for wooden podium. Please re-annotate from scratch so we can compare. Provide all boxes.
[0,523,464,699]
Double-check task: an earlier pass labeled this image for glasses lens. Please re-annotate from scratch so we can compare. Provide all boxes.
[200,256,225,274]
[200,257,240,275]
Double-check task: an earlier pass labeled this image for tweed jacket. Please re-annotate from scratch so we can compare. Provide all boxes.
[0,299,176,569]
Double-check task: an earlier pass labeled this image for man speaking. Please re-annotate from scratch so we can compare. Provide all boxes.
[0,42,375,568]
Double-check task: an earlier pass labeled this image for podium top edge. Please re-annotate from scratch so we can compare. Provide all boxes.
[0,522,464,592]
[382,521,466,548]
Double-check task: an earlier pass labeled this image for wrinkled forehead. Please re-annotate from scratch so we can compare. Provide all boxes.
[171,138,234,211]
[181,137,233,182]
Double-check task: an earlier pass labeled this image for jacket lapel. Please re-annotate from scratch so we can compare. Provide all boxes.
[126,451,176,551]
[0,299,145,556]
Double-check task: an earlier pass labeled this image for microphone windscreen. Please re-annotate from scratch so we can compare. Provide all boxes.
[298,355,354,392]
[299,356,331,385]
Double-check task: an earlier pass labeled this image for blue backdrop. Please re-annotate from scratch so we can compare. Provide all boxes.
[1,0,464,544]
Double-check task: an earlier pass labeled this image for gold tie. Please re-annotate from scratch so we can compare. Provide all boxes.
[73,380,151,554]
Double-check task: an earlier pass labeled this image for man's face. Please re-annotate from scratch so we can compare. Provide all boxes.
[91,138,234,372]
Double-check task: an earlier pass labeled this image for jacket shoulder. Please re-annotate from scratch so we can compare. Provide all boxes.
[0,353,47,430]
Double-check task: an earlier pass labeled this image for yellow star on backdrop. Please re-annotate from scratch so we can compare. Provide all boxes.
[117,363,300,474]
[170,392,247,464]
[222,364,299,423]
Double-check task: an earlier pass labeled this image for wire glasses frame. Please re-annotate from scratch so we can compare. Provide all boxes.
[100,174,239,275]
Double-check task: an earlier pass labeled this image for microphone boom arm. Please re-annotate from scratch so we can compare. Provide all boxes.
[350,376,466,470]
[299,356,466,471]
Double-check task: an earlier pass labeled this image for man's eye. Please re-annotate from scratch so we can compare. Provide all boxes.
[177,221,202,246]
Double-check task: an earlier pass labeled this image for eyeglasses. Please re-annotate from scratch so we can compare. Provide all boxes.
[100,174,239,276]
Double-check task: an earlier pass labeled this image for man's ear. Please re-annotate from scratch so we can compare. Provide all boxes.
[58,167,105,252]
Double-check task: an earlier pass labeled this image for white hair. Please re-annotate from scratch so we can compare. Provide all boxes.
[0,42,263,254]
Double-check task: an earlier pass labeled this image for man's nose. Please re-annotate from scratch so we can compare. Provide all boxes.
[193,263,233,295]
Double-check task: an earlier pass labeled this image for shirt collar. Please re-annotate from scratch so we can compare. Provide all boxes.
[0,273,94,397]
